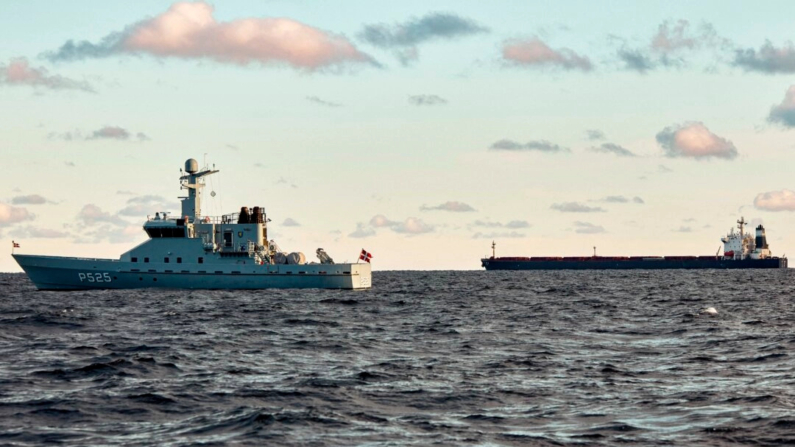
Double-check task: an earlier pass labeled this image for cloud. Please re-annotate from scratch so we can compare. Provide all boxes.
[734,41,795,74]
[473,231,525,239]
[0,58,94,92]
[768,86,795,127]
[0,203,34,226]
[306,96,342,107]
[45,2,374,71]
[365,214,433,234]
[551,202,605,213]
[585,129,605,141]
[420,201,475,212]
[77,204,127,226]
[86,126,150,141]
[65,161,76,168]
[656,122,737,160]
[9,226,69,239]
[369,214,398,228]
[573,221,606,234]
[599,196,643,204]
[489,139,568,152]
[408,94,447,106]
[472,220,530,229]
[589,142,636,157]
[359,12,487,64]
[673,226,692,232]
[754,189,795,211]
[618,48,656,73]
[282,218,300,227]
[11,194,47,205]
[391,217,434,234]
[502,38,592,71]
[348,223,375,238]
[89,126,130,140]
[118,195,175,217]
[619,21,727,73]
[651,20,699,52]
[275,177,298,188]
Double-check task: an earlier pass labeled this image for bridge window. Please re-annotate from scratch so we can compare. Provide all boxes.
[145,227,186,238]
[144,257,149,263]
[131,257,137,263]
[198,257,204,264]
[177,257,182,263]
[164,257,169,263]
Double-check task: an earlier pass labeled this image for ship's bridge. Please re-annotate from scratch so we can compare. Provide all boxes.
[143,213,188,238]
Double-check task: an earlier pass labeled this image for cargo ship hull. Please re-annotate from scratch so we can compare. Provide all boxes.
[481,257,787,270]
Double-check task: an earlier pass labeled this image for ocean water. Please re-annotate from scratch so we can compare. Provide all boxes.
[1,270,795,446]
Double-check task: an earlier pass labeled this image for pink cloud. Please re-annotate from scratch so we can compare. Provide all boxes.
[119,2,372,69]
[656,122,737,160]
[502,38,592,71]
[0,58,93,92]
[754,190,795,212]
[0,202,33,226]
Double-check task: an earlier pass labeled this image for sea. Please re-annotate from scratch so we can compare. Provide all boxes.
[1,269,795,446]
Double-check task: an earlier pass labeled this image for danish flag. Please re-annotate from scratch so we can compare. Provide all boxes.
[359,249,372,263]
[12,241,19,248]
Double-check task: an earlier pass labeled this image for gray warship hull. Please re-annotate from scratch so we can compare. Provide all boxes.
[14,254,371,290]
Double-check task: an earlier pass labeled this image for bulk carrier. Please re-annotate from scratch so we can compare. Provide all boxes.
[13,158,371,290]
[482,218,787,270]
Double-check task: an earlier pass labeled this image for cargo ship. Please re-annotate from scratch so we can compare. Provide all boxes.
[482,218,787,270]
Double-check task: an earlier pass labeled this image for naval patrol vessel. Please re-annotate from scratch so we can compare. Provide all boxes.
[13,158,371,290]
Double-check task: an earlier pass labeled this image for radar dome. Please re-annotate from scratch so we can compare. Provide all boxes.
[185,158,198,173]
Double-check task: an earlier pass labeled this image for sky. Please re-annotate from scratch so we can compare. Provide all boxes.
[3,0,795,271]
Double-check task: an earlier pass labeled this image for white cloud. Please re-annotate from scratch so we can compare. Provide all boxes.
[754,189,795,211]
[391,217,434,234]
[370,214,398,228]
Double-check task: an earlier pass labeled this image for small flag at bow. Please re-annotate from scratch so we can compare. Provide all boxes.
[12,241,20,248]
[359,249,372,263]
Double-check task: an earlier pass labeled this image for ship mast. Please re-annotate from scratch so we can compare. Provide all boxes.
[491,241,496,258]
[179,158,219,222]
[737,217,746,238]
